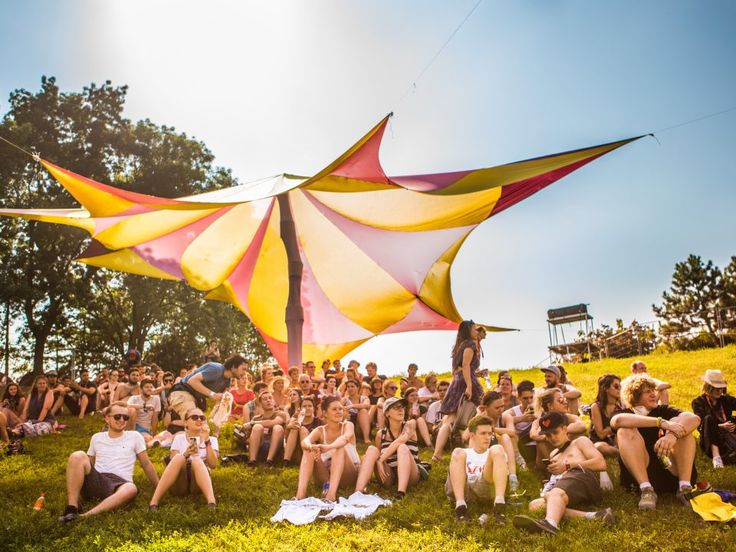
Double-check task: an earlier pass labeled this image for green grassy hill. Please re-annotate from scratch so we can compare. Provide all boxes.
[2,346,736,551]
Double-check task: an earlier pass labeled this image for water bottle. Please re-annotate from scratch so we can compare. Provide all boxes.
[297,408,306,425]
[659,454,672,469]
[33,492,45,511]
[478,513,489,525]
[484,374,492,389]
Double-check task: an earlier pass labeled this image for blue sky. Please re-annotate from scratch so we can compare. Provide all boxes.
[1,1,735,375]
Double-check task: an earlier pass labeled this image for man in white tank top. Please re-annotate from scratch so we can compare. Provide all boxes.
[444,415,508,524]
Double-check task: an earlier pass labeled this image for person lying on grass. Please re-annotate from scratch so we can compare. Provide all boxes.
[445,415,508,525]
[148,407,218,510]
[610,373,699,510]
[354,397,424,500]
[529,388,587,471]
[58,404,159,524]
[513,411,615,535]
[477,390,524,493]
[589,374,623,491]
[295,396,361,502]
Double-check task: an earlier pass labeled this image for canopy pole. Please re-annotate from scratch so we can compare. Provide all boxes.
[277,193,303,368]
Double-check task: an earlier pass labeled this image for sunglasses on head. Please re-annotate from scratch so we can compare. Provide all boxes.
[186,414,207,421]
[110,414,130,421]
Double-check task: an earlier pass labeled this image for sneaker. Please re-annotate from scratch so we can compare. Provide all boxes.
[58,506,79,524]
[509,476,519,494]
[638,488,657,510]
[515,452,527,471]
[594,507,616,528]
[148,504,159,512]
[512,515,558,535]
[395,491,406,501]
[713,456,724,469]
[492,502,507,525]
[454,504,469,522]
[207,502,217,510]
[676,485,693,508]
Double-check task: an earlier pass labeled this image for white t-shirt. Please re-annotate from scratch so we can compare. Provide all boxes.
[127,394,161,431]
[463,447,489,484]
[509,404,533,433]
[425,400,443,425]
[418,387,436,400]
[87,431,146,481]
[171,432,220,462]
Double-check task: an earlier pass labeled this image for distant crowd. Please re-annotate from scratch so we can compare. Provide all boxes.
[1,325,734,534]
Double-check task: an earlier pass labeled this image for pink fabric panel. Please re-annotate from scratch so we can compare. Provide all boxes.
[330,119,390,184]
[260,332,288,369]
[132,207,232,279]
[390,169,474,192]
[380,300,459,335]
[304,191,473,295]
[91,205,159,234]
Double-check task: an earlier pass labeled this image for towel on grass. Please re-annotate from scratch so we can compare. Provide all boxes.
[271,492,391,525]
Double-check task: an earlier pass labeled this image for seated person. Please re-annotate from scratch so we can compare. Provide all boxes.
[631,360,671,405]
[530,388,587,471]
[1,381,26,418]
[539,366,581,415]
[425,380,450,432]
[513,411,614,535]
[283,394,322,464]
[611,373,699,510]
[367,377,386,428]
[62,369,97,419]
[501,380,536,467]
[240,382,269,422]
[417,374,440,404]
[404,387,433,447]
[270,376,291,411]
[245,390,288,467]
[364,361,386,382]
[112,367,141,405]
[477,391,522,492]
[148,407,218,510]
[376,379,400,431]
[401,363,423,393]
[341,379,372,444]
[15,374,56,438]
[296,396,361,502]
[590,374,622,490]
[46,371,67,416]
[691,369,736,467]
[355,397,423,499]
[497,375,517,412]
[96,369,120,411]
[229,372,255,420]
[147,410,185,449]
[58,404,159,523]
[446,415,508,524]
[126,379,161,444]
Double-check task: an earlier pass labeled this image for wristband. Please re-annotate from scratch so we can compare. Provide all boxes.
[564,461,570,471]
[204,439,212,447]
[656,417,661,429]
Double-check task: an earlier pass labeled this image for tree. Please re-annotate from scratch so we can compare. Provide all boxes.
[653,254,723,348]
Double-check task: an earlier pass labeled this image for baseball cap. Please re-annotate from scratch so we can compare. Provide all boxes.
[541,365,561,378]
[538,411,567,434]
[382,397,408,413]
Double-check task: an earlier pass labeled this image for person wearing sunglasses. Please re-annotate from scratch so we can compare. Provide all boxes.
[148,408,219,510]
[589,374,622,490]
[58,404,159,523]
[375,379,400,431]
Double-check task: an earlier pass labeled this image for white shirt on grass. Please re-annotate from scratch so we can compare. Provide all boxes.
[87,431,146,481]
[171,432,219,462]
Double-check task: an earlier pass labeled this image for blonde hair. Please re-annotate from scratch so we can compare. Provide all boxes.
[533,387,560,417]
[621,374,656,408]
[270,375,288,392]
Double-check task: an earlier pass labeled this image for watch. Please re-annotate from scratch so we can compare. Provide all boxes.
[204,439,212,447]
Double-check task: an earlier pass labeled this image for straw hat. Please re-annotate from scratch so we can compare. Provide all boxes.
[703,369,727,388]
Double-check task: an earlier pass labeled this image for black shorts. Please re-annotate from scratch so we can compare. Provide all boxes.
[81,466,129,501]
[64,395,95,416]
[552,467,602,508]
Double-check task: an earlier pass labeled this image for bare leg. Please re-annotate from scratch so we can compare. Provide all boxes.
[51,394,65,416]
[594,442,619,458]
[657,389,670,406]
[0,411,9,442]
[433,414,455,461]
[376,408,385,431]
[357,410,371,444]
[498,434,516,477]
[190,457,216,504]
[670,434,696,482]
[126,407,137,430]
[149,454,186,506]
[78,395,89,419]
[283,429,299,462]
[65,451,92,507]
[81,483,138,517]
[536,441,552,471]
[395,444,420,493]
[711,444,721,458]
[355,446,380,492]
[325,447,347,501]
[415,418,433,448]
[483,444,508,501]
[296,448,316,499]
[542,487,569,526]
[616,428,650,485]
[448,448,468,502]
[249,425,264,462]
[267,425,284,462]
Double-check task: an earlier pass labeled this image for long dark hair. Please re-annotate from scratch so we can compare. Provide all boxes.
[595,374,621,408]
[1,382,22,409]
[452,320,476,357]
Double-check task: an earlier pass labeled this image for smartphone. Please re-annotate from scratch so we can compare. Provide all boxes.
[542,459,551,465]
[191,436,200,447]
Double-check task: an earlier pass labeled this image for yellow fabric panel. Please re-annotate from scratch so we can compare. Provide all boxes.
[304,175,396,193]
[181,202,268,291]
[43,161,135,217]
[94,207,222,250]
[308,186,501,231]
[431,139,634,196]
[78,249,180,281]
[205,280,245,311]
[0,208,96,233]
[246,202,289,342]
[417,232,469,323]
[290,190,416,334]
[303,339,371,365]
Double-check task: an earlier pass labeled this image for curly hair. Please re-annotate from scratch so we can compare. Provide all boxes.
[533,387,560,417]
[621,374,656,408]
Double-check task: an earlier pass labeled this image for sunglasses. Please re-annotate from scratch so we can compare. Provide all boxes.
[387,386,397,390]
[186,415,207,421]
[611,383,621,389]
[110,414,130,421]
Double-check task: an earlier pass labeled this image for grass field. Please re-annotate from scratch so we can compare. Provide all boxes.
[2,346,736,551]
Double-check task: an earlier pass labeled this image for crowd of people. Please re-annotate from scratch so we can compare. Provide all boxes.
[0,325,734,535]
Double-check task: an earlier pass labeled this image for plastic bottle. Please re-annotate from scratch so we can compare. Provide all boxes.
[33,492,45,511]
[297,408,306,425]
[478,513,489,525]
[659,454,672,469]
[484,374,493,389]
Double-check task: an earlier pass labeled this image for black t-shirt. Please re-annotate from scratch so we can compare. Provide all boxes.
[79,380,98,403]
[612,405,683,451]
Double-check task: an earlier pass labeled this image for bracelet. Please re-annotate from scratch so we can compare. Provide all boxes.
[656,417,661,429]
[204,439,212,447]
[564,461,570,471]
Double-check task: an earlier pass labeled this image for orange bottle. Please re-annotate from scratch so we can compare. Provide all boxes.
[33,492,45,510]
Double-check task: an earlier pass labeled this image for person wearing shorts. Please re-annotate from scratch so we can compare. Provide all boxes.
[445,415,508,524]
[58,404,159,523]
[513,411,614,535]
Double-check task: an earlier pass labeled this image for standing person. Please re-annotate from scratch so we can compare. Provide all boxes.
[355,397,423,499]
[168,355,249,421]
[445,415,508,524]
[127,379,161,443]
[611,374,699,510]
[502,380,537,467]
[202,339,221,363]
[589,374,622,490]
[691,369,736,468]
[539,366,581,415]
[432,320,484,462]
[148,407,218,510]
[295,397,361,502]
[58,404,159,523]
[630,360,671,405]
[342,379,372,444]
[513,411,614,535]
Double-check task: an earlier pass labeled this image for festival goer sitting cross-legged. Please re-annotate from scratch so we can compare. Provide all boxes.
[245,390,288,467]
[502,380,537,469]
[530,388,587,471]
[589,374,622,491]
[126,379,161,444]
[295,396,361,502]
[342,379,372,444]
[404,387,433,447]
[691,369,736,468]
[148,407,218,511]
[513,411,615,535]
[446,415,508,524]
[433,320,484,462]
[14,375,56,439]
[58,404,159,523]
[284,395,322,465]
[478,391,523,493]
[611,374,699,510]
[355,397,423,500]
